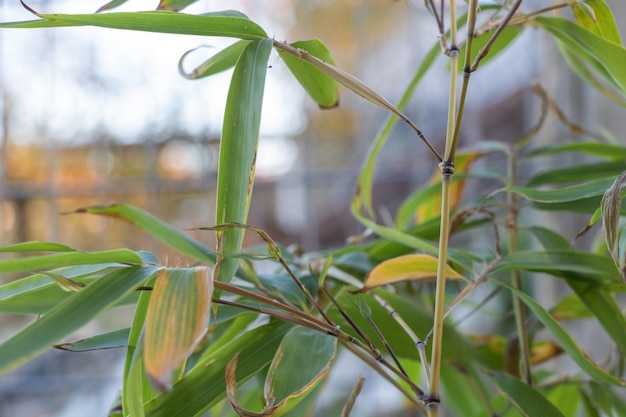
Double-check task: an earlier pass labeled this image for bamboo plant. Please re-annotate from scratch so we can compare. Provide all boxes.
[0,1,626,416]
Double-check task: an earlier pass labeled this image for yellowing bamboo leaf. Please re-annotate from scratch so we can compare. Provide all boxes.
[601,170,626,282]
[144,267,213,390]
[359,254,466,293]
[416,152,480,223]
[43,272,86,292]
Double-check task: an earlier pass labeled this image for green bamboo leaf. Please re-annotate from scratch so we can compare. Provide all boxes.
[123,277,158,417]
[551,292,592,321]
[521,226,572,251]
[567,279,626,356]
[491,372,566,417]
[601,171,626,281]
[492,279,626,386]
[494,250,619,282]
[55,328,130,351]
[526,141,626,160]
[0,241,77,253]
[215,39,272,282]
[266,328,336,413]
[278,39,339,109]
[0,264,120,314]
[0,249,143,273]
[457,26,523,72]
[571,0,622,45]
[227,327,336,416]
[2,7,267,39]
[506,177,617,203]
[156,0,200,12]
[144,267,213,390]
[96,0,129,13]
[527,161,626,187]
[535,16,626,96]
[441,365,490,417]
[144,321,292,417]
[0,265,160,374]
[43,272,86,292]
[74,204,215,263]
[546,383,582,417]
[178,40,251,80]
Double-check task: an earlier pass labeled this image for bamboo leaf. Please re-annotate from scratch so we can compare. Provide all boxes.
[215,39,272,282]
[156,0,199,12]
[74,204,215,263]
[266,327,336,408]
[55,328,130,351]
[358,254,466,293]
[0,249,143,273]
[535,16,626,97]
[527,161,626,187]
[0,266,160,374]
[96,0,129,13]
[43,272,86,292]
[571,0,622,45]
[144,322,292,417]
[178,40,251,80]
[144,267,213,390]
[3,7,268,40]
[494,250,619,282]
[491,372,567,417]
[278,39,339,109]
[0,241,77,253]
[492,279,626,386]
[506,177,617,203]
[526,141,626,160]
[600,171,626,281]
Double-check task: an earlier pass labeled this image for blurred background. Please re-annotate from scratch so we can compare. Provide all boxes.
[0,0,624,416]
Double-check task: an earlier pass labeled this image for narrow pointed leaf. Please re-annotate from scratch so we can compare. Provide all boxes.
[494,250,619,282]
[571,0,622,45]
[527,161,626,187]
[144,267,213,390]
[74,204,215,263]
[526,141,626,160]
[535,16,626,96]
[491,372,566,417]
[157,0,199,12]
[55,328,130,351]
[5,8,268,40]
[215,39,272,282]
[358,254,465,293]
[506,177,617,203]
[44,272,86,292]
[0,266,160,374]
[96,0,129,13]
[0,249,143,273]
[179,40,251,80]
[492,278,626,386]
[278,39,339,108]
[0,241,76,253]
[144,322,292,417]
[601,171,626,281]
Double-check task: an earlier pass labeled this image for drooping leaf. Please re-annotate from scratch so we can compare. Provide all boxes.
[178,40,251,80]
[214,39,272,282]
[144,322,292,417]
[506,177,617,204]
[74,204,215,263]
[600,171,626,281]
[492,278,626,386]
[535,16,626,98]
[157,0,199,12]
[2,8,268,40]
[0,266,160,374]
[527,161,626,187]
[144,267,213,390]
[55,328,130,351]
[278,39,339,108]
[358,254,466,293]
[491,372,567,417]
[571,0,622,45]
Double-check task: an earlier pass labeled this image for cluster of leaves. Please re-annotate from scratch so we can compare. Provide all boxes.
[0,1,625,416]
